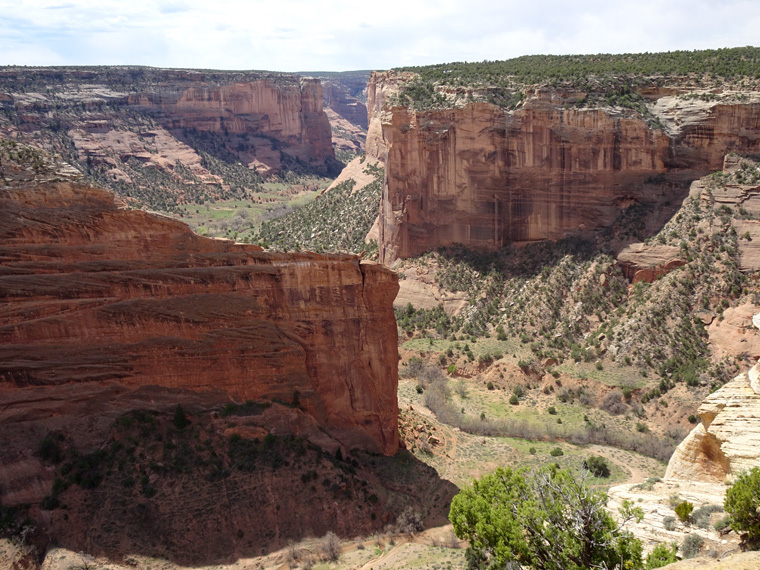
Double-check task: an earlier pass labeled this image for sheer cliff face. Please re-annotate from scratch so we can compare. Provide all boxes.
[129,77,334,170]
[0,183,399,456]
[368,73,760,263]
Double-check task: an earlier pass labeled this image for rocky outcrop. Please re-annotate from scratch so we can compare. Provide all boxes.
[369,72,760,263]
[688,154,760,270]
[617,244,686,283]
[366,70,415,161]
[708,303,760,362]
[665,313,760,483]
[0,182,399,459]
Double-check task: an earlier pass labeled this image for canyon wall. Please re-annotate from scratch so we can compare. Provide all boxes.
[0,181,399,460]
[367,72,760,263]
[0,68,336,180]
[128,77,334,168]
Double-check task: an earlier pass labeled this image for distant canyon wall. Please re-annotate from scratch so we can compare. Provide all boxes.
[127,77,334,168]
[0,68,336,176]
[366,72,760,263]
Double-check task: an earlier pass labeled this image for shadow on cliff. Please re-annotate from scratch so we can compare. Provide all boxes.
[172,126,344,181]
[434,194,689,281]
[10,399,457,568]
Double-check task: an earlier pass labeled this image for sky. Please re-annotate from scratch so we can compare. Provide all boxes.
[0,0,758,72]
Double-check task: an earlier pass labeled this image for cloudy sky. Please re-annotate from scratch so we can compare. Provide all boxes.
[1,0,757,72]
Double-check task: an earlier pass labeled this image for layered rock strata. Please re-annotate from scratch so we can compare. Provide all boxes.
[0,182,399,460]
[665,312,760,483]
[616,244,686,283]
[0,67,336,178]
[367,72,760,263]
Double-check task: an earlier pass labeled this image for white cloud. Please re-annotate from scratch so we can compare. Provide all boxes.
[0,0,757,70]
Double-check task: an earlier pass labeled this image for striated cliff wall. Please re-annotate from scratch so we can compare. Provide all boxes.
[368,72,760,263]
[126,77,334,171]
[0,182,399,458]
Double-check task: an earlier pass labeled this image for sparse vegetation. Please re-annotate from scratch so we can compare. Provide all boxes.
[680,533,704,559]
[254,164,382,254]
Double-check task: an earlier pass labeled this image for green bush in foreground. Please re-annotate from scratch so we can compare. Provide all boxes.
[725,466,760,548]
[675,500,694,523]
[646,542,678,569]
[450,466,643,570]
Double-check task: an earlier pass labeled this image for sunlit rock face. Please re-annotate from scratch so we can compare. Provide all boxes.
[665,312,760,483]
[365,72,760,263]
[0,182,399,459]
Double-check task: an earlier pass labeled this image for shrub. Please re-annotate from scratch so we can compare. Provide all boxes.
[547,406,557,415]
[636,422,649,433]
[396,506,424,534]
[319,531,341,561]
[692,504,723,529]
[714,515,732,532]
[487,381,495,390]
[529,447,536,455]
[680,533,703,559]
[39,434,63,464]
[663,516,676,531]
[688,414,699,424]
[600,390,627,415]
[675,501,694,523]
[450,466,643,570]
[509,394,519,405]
[583,455,611,478]
[646,542,678,569]
[724,466,760,546]
[173,404,190,430]
[549,447,564,457]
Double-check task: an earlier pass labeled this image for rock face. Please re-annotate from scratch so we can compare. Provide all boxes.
[617,244,686,283]
[688,154,760,270]
[0,182,399,458]
[665,312,760,482]
[128,77,333,167]
[321,77,369,130]
[0,67,336,183]
[367,72,760,263]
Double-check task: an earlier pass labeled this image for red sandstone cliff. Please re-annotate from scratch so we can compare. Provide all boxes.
[0,182,399,458]
[367,72,760,263]
[127,77,334,167]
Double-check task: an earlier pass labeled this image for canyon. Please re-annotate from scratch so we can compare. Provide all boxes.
[366,71,760,263]
[0,67,343,211]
